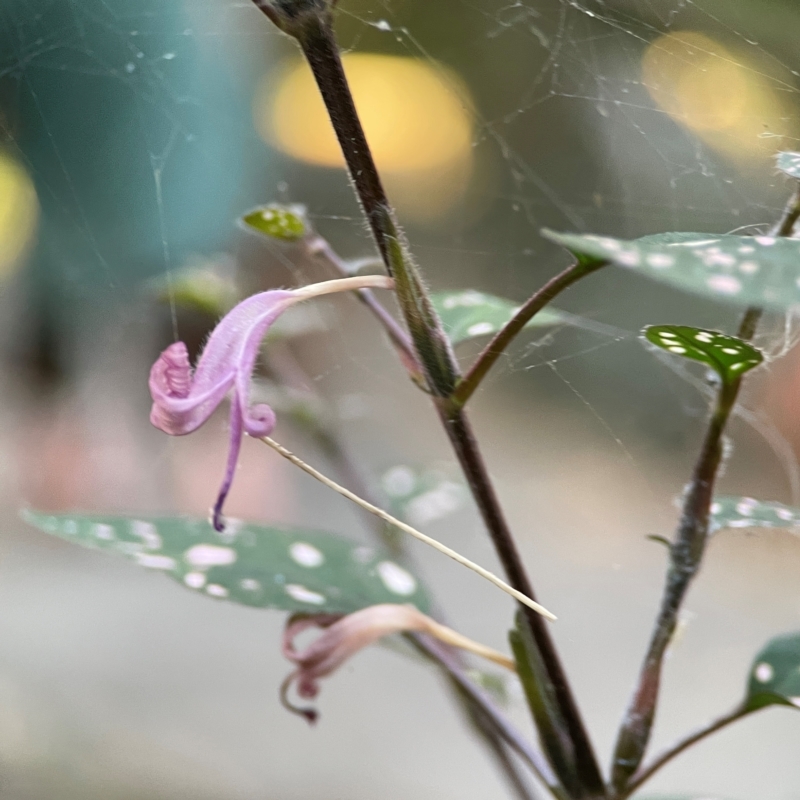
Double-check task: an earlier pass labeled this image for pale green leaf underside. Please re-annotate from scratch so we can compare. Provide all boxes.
[710,496,800,534]
[240,204,307,242]
[381,464,466,527]
[643,325,762,383]
[746,630,800,711]
[21,511,428,614]
[431,290,616,345]
[542,229,800,310]
[777,151,800,180]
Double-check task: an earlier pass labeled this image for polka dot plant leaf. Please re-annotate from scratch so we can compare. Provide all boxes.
[431,290,614,346]
[745,631,800,711]
[240,204,307,242]
[542,228,800,310]
[777,151,800,180]
[21,511,429,614]
[643,325,763,384]
[380,464,467,528]
[710,496,800,534]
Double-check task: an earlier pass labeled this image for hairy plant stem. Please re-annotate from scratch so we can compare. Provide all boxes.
[609,374,742,791]
[621,704,753,797]
[453,261,607,408]
[610,186,800,794]
[252,2,605,793]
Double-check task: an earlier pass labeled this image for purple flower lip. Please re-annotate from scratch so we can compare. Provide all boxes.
[149,275,393,530]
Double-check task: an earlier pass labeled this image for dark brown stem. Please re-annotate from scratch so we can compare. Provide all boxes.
[251,3,605,793]
[438,405,606,797]
[453,260,607,408]
[621,704,753,798]
[609,375,741,791]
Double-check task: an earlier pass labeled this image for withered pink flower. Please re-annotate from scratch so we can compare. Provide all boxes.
[149,276,392,530]
[281,603,514,723]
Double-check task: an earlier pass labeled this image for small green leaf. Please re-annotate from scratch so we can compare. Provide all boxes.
[21,511,428,614]
[777,151,800,180]
[542,229,800,310]
[745,630,800,711]
[643,325,763,383]
[431,290,619,346]
[240,204,307,242]
[380,465,466,527]
[710,496,800,533]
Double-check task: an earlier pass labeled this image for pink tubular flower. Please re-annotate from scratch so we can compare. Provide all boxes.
[281,604,515,724]
[149,276,393,530]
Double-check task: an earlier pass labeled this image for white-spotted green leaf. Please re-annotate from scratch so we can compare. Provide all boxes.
[746,631,800,711]
[777,151,800,180]
[21,511,428,614]
[542,228,800,310]
[240,204,307,242]
[643,325,763,383]
[710,496,800,533]
[432,290,565,344]
[431,290,620,345]
[380,465,466,528]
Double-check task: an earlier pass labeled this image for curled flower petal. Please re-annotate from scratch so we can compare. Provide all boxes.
[148,276,393,531]
[280,604,515,724]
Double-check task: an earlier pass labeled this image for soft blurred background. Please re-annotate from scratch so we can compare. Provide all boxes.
[0,0,799,797]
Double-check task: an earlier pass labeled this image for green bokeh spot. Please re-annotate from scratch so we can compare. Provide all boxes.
[643,325,762,384]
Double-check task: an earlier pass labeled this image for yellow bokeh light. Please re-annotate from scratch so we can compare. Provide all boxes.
[255,53,475,223]
[641,31,794,160]
[0,152,38,277]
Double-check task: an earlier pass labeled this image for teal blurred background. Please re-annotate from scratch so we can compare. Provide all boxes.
[0,0,799,797]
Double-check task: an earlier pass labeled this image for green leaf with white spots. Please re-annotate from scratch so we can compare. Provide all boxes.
[432,290,565,344]
[777,151,800,180]
[542,229,800,310]
[21,511,429,614]
[710,496,800,534]
[643,325,763,384]
[240,204,307,242]
[745,631,800,711]
[380,465,467,527]
[431,290,619,346]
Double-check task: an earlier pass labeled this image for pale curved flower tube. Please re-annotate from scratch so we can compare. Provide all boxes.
[281,603,515,723]
[149,276,393,530]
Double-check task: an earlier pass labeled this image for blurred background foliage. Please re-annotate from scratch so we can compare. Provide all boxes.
[0,0,799,798]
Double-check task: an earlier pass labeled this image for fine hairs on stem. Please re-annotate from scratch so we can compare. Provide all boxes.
[260,436,556,620]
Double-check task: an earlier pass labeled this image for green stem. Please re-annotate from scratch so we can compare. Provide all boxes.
[453,260,607,408]
[620,704,754,798]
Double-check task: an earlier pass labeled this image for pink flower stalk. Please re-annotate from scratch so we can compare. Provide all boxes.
[149,276,393,530]
[281,603,515,723]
